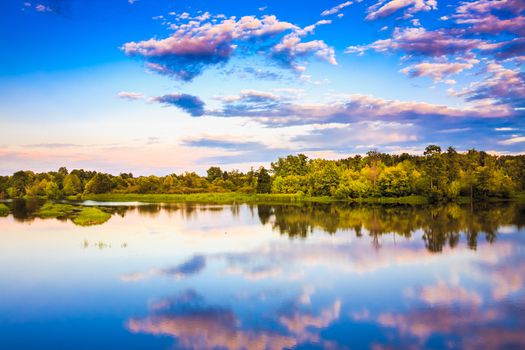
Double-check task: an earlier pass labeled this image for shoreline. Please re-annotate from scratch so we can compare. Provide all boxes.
[3,192,523,206]
[71,193,524,205]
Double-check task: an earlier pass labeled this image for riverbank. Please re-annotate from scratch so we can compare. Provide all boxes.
[37,202,111,226]
[78,193,431,204]
[77,192,525,205]
[4,192,523,207]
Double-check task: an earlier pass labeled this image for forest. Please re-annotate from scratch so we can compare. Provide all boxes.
[1,146,524,202]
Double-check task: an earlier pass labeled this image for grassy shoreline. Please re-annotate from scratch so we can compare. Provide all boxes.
[37,203,111,226]
[78,192,525,205]
[0,203,9,216]
[79,193,432,204]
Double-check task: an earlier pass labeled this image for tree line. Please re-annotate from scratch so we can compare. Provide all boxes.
[0,145,524,201]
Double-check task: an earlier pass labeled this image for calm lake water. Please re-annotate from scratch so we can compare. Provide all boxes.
[1,200,524,349]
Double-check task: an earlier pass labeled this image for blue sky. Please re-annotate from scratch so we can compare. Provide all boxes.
[0,0,524,175]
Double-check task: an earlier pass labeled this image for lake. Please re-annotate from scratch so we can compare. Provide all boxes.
[1,200,524,349]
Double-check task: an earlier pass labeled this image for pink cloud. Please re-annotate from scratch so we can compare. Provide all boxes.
[457,14,525,36]
[456,0,525,15]
[321,1,353,16]
[272,33,337,71]
[35,4,51,12]
[122,15,296,81]
[366,0,437,21]
[418,281,482,306]
[128,312,296,350]
[123,14,335,81]
[117,91,144,100]
[400,61,477,81]
[452,62,525,105]
[346,27,487,57]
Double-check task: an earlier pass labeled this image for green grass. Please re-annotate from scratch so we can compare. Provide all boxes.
[82,193,335,204]
[347,195,429,205]
[82,192,431,205]
[72,207,111,226]
[0,203,9,217]
[38,203,78,218]
[37,202,111,226]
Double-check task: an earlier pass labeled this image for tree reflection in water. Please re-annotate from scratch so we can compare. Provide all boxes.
[5,199,524,252]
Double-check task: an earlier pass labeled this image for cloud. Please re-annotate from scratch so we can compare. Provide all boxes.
[212,92,513,127]
[346,17,523,61]
[374,306,498,344]
[23,143,83,148]
[452,0,525,37]
[346,27,489,57]
[452,63,525,106]
[241,67,283,80]
[120,255,206,282]
[226,265,282,280]
[291,121,418,151]
[457,14,525,36]
[183,138,265,151]
[117,91,144,100]
[152,93,206,116]
[182,136,292,164]
[418,281,482,306]
[345,8,524,108]
[492,37,525,60]
[456,0,525,16]
[400,61,477,82]
[488,262,525,300]
[217,89,281,103]
[120,271,148,282]
[278,299,342,343]
[368,286,525,349]
[295,19,332,36]
[321,1,353,16]
[127,290,297,350]
[35,4,51,12]
[128,287,343,349]
[500,136,525,145]
[25,0,71,15]
[122,14,335,81]
[366,0,437,21]
[271,33,337,71]
[214,90,284,118]
[122,15,295,81]
[161,255,206,279]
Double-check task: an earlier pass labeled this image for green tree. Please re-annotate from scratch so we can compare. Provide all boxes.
[8,171,33,197]
[136,176,161,194]
[424,145,443,192]
[271,154,309,177]
[206,167,223,182]
[271,175,308,194]
[44,181,62,199]
[84,173,113,194]
[308,160,340,196]
[63,173,82,196]
[378,166,410,196]
[256,167,272,193]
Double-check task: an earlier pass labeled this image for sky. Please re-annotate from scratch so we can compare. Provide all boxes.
[0,0,524,175]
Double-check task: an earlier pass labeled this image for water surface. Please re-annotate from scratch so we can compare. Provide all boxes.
[1,201,524,349]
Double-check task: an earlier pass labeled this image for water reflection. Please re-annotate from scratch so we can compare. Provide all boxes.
[0,201,524,349]
[4,200,524,253]
[127,290,298,350]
